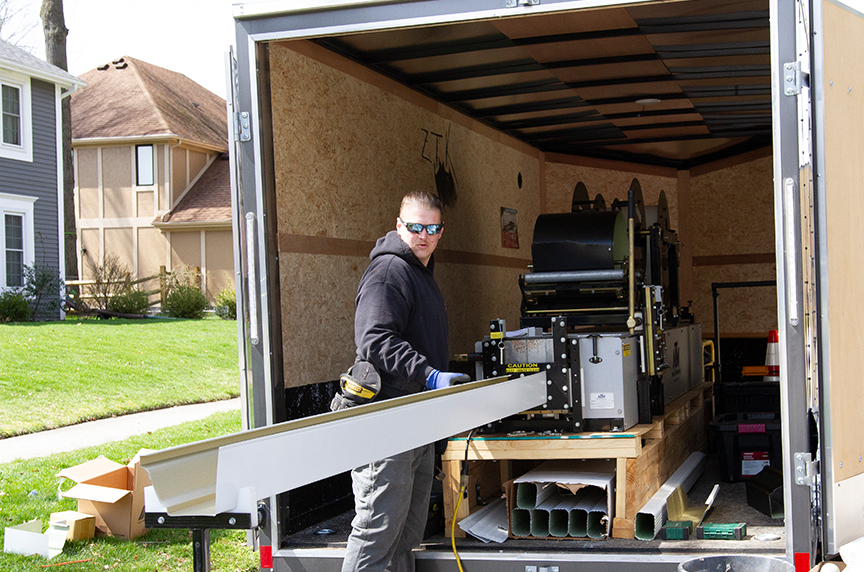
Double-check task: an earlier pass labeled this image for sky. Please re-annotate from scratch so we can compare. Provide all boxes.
[10,0,237,97]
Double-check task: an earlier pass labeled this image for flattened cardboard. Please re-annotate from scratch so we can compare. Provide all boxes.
[3,519,66,559]
[57,449,152,539]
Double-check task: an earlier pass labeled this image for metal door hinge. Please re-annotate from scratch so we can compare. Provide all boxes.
[235,111,252,142]
[784,61,809,96]
[794,452,815,487]
[506,0,539,7]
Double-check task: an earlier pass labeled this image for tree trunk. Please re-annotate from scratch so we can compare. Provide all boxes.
[40,0,78,281]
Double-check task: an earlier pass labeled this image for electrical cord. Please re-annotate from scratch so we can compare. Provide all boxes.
[450,429,476,572]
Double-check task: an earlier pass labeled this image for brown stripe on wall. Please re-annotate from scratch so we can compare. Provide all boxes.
[278,234,532,270]
[692,253,776,266]
[279,234,374,258]
[435,249,531,270]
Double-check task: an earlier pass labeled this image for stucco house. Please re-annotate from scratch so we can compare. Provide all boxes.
[71,56,233,301]
[0,38,84,316]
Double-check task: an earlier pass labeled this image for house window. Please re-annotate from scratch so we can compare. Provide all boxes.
[5,214,24,287]
[136,144,154,186]
[0,71,31,162]
[0,193,36,289]
[2,84,21,146]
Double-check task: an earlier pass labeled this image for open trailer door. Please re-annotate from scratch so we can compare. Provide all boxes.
[809,0,864,558]
[771,0,820,568]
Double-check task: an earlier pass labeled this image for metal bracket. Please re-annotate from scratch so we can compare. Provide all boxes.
[784,61,808,96]
[146,512,254,572]
[235,111,251,142]
[506,0,539,7]
[794,452,815,487]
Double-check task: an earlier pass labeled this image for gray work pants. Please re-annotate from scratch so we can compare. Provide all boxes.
[341,443,435,572]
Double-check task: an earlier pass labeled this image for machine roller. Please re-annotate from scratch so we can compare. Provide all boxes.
[474,179,702,433]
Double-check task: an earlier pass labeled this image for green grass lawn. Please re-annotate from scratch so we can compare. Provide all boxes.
[0,317,240,438]
[0,411,258,572]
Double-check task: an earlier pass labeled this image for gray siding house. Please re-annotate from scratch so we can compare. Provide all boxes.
[0,39,84,317]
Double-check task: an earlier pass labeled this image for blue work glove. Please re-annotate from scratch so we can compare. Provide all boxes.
[426,369,471,390]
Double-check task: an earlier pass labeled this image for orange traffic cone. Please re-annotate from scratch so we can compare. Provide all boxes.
[764,329,779,382]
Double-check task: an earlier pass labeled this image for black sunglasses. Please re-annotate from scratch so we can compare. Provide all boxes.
[399,217,443,235]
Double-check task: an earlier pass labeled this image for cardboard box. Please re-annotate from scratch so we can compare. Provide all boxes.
[57,450,152,539]
[49,511,96,541]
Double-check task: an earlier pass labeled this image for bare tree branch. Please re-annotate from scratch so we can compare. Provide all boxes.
[0,0,38,47]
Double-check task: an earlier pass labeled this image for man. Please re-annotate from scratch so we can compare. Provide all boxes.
[342,191,469,572]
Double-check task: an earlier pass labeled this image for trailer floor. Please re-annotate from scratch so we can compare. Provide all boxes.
[281,455,786,557]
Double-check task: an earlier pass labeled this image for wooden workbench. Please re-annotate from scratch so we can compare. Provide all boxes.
[442,381,713,539]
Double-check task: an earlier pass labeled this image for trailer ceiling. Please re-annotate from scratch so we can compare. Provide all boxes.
[311,0,771,169]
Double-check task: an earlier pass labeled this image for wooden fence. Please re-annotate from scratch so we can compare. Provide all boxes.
[65,266,201,309]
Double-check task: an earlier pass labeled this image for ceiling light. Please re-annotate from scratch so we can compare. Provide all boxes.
[635,98,661,106]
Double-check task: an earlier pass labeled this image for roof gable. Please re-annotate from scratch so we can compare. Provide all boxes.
[159,154,231,225]
[71,57,227,150]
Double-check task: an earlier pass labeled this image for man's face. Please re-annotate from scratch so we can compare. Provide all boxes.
[396,203,443,266]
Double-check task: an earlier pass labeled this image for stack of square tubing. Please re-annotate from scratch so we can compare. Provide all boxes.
[511,482,609,539]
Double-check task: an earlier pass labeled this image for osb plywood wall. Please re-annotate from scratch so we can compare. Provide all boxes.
[545,155,777,338]
[544,161,678,228]
[690,156,777,337]
[270,41,539,388]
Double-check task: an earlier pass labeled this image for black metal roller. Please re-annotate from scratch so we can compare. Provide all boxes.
[656,190,670,230]
[571,181,591,212]
[629,178,646,226]
[594,193,607,211]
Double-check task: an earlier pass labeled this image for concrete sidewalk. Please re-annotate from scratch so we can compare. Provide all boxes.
[0,398,241,464]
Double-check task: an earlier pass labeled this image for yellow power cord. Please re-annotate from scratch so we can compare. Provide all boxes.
[451,484,467,572]
[451,428,475,572]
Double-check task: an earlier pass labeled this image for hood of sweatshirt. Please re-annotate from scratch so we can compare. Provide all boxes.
[369,230,435,273]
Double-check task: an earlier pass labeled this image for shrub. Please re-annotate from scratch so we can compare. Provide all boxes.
[108,288,152,315]
[163,285,209,319]
[85,254,132,310]
[22,264,64,318]
[0,290,32,322]
[163,265,200,292]
[214,287,236,320]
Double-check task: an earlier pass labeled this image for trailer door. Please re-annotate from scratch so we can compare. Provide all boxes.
[809,0,864,557]
[771,0,821,567]
[226,46,255,434]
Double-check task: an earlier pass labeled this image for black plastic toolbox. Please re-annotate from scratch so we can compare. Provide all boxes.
[709,412,783,482]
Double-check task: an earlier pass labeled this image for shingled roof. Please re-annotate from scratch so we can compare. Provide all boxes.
[0,37,83,88]
[158,154,231,226]
[71,56,227,150]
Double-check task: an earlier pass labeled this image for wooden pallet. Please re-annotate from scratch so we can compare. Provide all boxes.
[441,381,713,539]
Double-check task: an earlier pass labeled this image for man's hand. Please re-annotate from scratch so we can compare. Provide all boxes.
[426,370,471,390]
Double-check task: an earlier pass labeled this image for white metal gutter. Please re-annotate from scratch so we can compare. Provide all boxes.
[141,373,547,517]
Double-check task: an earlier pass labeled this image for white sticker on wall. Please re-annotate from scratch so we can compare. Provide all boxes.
[590,393,615,410]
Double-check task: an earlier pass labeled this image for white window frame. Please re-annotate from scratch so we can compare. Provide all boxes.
[0,192,36,289]
[0,70,32,162]
[136,144,155,186]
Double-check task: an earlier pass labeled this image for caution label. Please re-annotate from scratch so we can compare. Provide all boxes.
[506,363,540,373]
[491,332,504,340]
[622,343,631,357]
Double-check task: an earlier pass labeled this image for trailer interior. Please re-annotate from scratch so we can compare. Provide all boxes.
[226,0,864,569]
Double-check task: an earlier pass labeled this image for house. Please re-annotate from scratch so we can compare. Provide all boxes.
[70,56,233,301]
[0,38,84,315]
